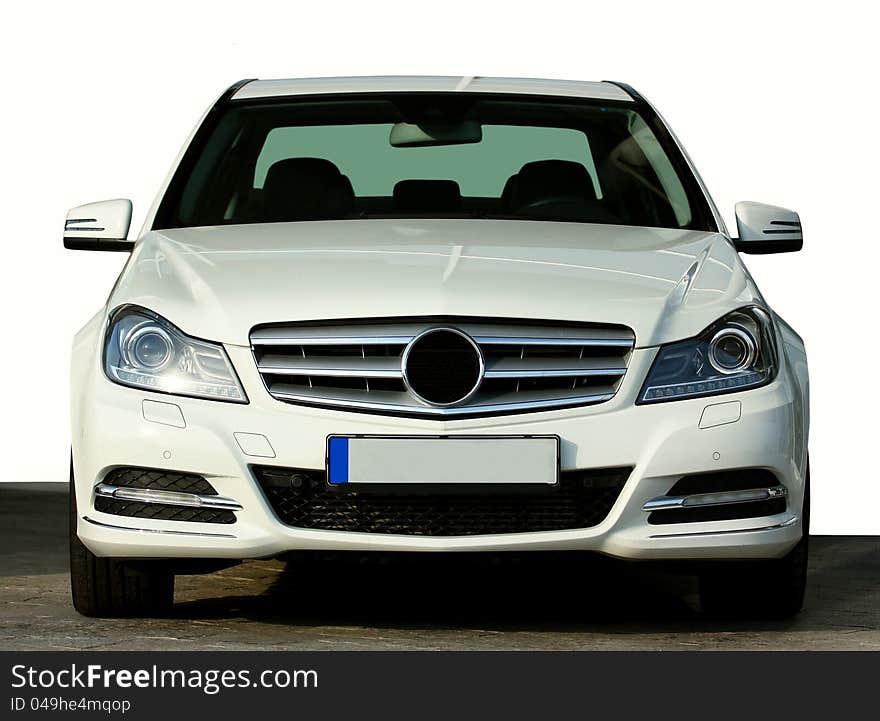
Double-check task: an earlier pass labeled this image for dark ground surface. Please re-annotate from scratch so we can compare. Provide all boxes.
[1,483,877,650]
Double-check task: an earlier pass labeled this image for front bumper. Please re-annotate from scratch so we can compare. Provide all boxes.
[72,344,807,561]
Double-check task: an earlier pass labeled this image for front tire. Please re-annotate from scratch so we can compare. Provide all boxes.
[698,465,810,619]
[69,463,174,617]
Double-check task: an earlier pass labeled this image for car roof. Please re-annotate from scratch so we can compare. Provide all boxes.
[231,76,634,102]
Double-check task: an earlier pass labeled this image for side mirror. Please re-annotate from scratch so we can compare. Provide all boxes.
[733,201,802,254]
[64,199,134,252]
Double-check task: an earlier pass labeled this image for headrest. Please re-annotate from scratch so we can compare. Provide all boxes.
[510,159,596,209]
[262,157,355,221]
[393,179,462,212]
[500,174,519,211]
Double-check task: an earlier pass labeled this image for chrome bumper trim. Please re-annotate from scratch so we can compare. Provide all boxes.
[82,516,237,538]
[94,484,243,511]
[649,515,799,539]
[642,485,787,512]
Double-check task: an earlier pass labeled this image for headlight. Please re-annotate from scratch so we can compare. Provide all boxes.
[104,306,247,403]
[638,306,777,404]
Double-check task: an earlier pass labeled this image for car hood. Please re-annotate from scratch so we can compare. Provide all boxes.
[111,220,762,347]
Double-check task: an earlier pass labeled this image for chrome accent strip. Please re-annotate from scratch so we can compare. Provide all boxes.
[484,367,626,379]
[251,322,634,340]
[252,335,634,348]
[252,335,413,346]
[270,389,616,416]
[82,516,237,538]
[473,336,633,348]
[642,486,787,512]
[95,484,243,511]
[649,515,798,539]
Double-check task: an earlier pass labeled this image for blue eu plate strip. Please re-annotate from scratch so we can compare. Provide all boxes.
[328,437,349,484]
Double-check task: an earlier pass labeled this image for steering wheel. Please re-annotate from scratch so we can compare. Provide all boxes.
[515,195,621,224]
[515,195,589,214]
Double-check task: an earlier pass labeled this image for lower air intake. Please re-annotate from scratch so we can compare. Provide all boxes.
[253,465,631,536]
[94,467,235,524]
[93,497,236,524]
[101,467,218,496]
[647,469,787,525]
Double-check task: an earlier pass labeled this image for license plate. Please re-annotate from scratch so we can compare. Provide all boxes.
[326,435,559,486]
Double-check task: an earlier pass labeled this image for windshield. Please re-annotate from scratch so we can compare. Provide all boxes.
[154,93,714,231]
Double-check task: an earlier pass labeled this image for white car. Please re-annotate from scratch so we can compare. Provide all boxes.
[66,77,809,618]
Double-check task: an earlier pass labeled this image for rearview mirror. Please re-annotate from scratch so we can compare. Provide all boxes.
[390,120,482,148]
[64,199,134,252]
[733,201,802,254]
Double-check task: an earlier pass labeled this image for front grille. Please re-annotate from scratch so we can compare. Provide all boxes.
[253,465,631,535]
[250,317,635,418]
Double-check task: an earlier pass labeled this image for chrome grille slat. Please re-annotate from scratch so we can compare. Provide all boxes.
[483,356,627,379]
[250,335,412,346]
[250,322,425,346]
[257,355,403,378]
[269,386,618,417]
[474,336,633,347]
[251,318,634,418]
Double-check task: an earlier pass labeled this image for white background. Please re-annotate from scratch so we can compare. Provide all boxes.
[0,1,876,533]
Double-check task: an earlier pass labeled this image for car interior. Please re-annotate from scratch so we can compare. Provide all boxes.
[256,157,625,224]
